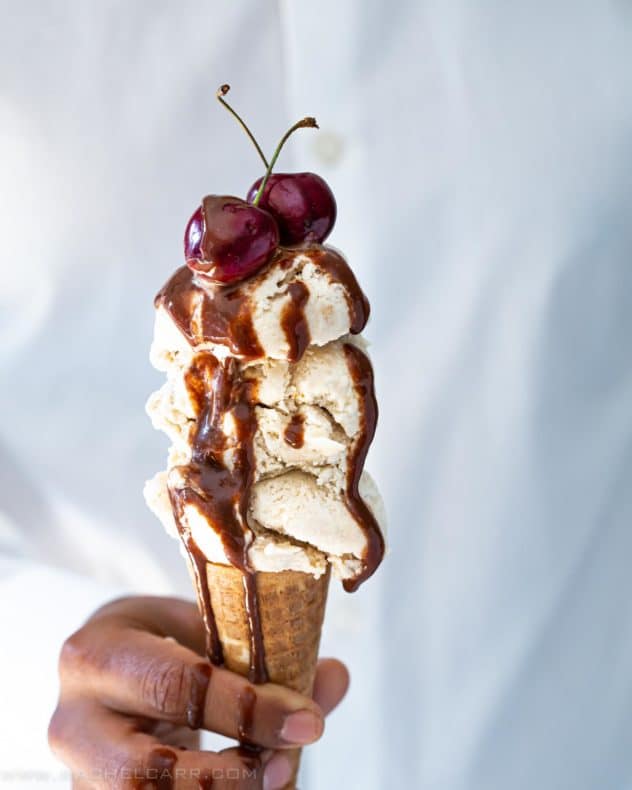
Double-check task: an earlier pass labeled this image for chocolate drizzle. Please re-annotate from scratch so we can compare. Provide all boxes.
[284,413,305,449]
[342,343,385,591]
[242,573,268,683]
[155,266,263,359]
[237,685,257,746]
[186,663,212,729]
[131,747,177,790]
[180,354,256,566]
[168,474,223,664]
[182,534,223,666]
[281,281,310,362]
[167,351,269,684]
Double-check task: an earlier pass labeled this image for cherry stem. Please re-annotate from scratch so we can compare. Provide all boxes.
[216,84,269,168]
[252,117,319,206]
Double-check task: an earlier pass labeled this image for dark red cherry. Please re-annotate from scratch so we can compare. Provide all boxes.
[184,195,279,284]
[246,172,336,245]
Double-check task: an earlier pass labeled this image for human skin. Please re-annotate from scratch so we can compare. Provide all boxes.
[48,596,349,789]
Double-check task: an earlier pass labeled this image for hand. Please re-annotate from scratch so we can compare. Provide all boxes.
[49,596,349,789]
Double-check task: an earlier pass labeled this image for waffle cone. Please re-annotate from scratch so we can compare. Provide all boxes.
[201,562,330,789]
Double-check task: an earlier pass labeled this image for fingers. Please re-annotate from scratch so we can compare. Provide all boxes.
[60,615,324,749]
[49,698,263,789]
[255,750,296,790]
[221,748,294,790]
[312,658,350,715]
[148,720,200,750]
[91,596,207,656]
[247,660,350,790]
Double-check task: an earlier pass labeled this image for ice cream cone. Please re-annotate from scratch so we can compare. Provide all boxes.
[200,562,330,789]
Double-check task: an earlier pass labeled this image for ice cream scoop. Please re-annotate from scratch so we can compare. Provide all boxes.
[146,244,384,599]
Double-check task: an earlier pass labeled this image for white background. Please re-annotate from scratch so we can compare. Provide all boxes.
[1,2,632,788]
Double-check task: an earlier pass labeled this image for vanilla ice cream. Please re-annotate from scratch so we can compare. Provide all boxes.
[145,244,385,589]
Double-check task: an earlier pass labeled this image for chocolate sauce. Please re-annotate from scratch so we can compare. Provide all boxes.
[237,685,257,746]
[156,266,263,359]
[243,573,268,683]
[135,747,177,790]
[281,281,310,362]
[168,351,269,684]
[342,344,385,591]
[187,663,212,729]
[190,540,223,666]
[284,413,305,449]
[167,518,223,667]
[174,355,256,568]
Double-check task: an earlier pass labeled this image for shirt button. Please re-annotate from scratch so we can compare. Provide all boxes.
[312,130,345,166]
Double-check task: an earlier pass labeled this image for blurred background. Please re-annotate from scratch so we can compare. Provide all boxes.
[1,1,632,788]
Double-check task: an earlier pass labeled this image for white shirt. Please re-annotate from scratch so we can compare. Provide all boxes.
[2,2,632,788]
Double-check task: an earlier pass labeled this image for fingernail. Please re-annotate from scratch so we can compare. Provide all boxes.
[263,753,293,790]
[280,709,323,745]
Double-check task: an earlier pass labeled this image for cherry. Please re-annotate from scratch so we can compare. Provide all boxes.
[246,172,336,245]
[183,85,326,285]
[185,196,279,284]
